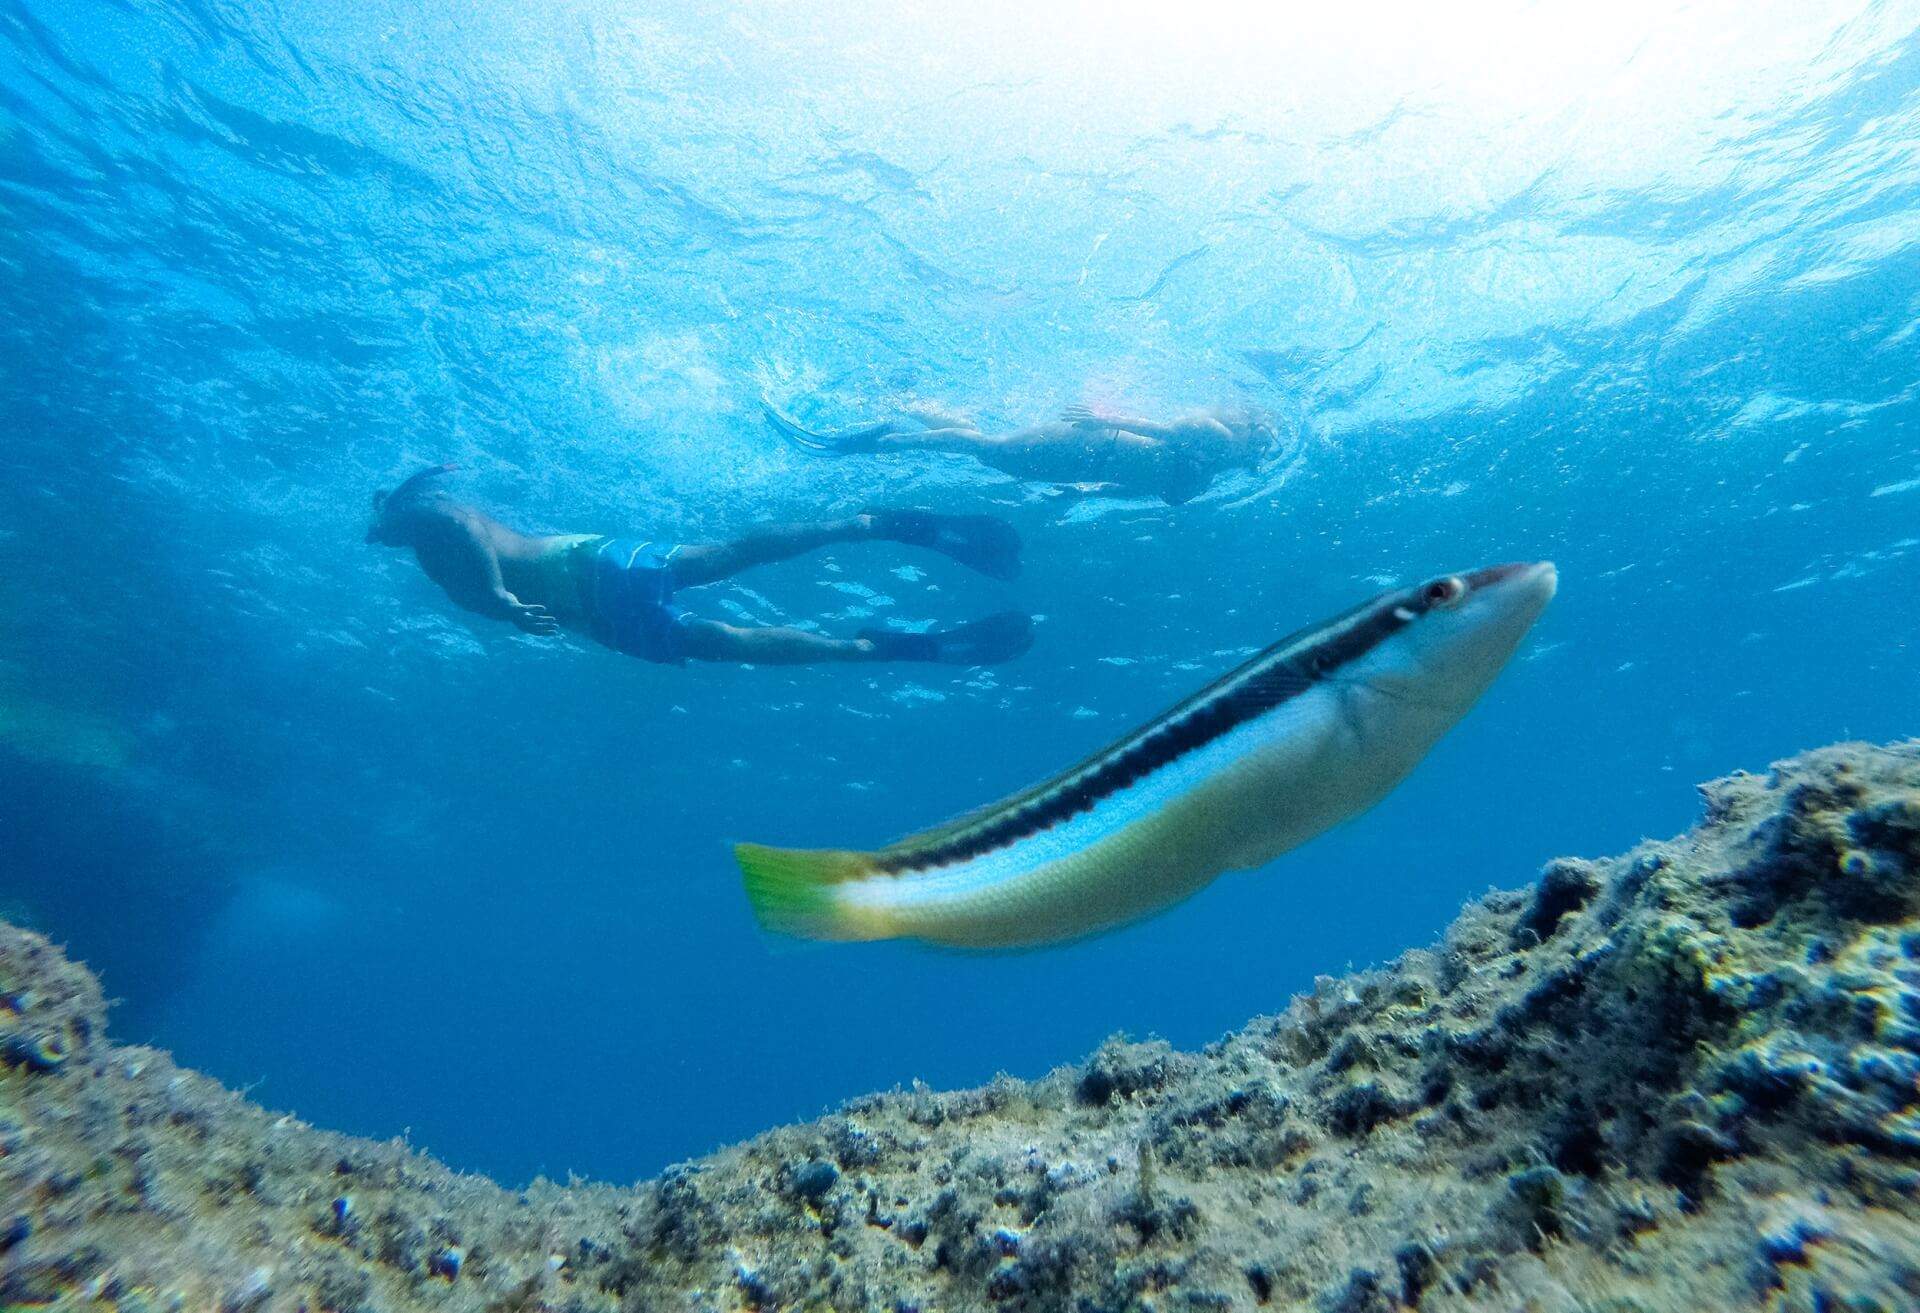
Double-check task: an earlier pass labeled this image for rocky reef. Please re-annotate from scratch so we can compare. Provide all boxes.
[6,741,1920,1312]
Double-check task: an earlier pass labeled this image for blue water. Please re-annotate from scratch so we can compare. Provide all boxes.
[4,0,1919,1184]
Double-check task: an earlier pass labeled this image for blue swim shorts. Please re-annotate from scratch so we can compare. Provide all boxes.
[587,538,694,664]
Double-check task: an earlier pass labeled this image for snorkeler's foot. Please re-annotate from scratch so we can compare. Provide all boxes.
[868,508,1023,581]
[762,404,900,455]
[860,611,1034,666]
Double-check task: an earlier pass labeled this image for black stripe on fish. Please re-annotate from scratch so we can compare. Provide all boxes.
[876,585,1427,874]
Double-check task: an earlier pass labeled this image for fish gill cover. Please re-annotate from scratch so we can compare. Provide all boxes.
[1,0,1919,1188]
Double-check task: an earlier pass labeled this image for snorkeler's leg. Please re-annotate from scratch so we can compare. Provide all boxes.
[865,425,995,454]
[669,519,877,587]
[764,401,995,456]
[901,401,975,428]
[773,415,1076,494]
[678,618,877,665]
[678,614,1033,666]
[924,421,1097,484]
[673,509,1022,585]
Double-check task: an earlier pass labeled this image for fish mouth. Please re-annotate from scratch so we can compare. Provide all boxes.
[1465,560,1556,594]
[1459,561,1557,647]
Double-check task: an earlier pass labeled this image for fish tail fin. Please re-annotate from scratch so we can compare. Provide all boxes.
[734,843,888,941]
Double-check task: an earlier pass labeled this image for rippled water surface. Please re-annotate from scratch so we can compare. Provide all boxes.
[5,0,1920,1180]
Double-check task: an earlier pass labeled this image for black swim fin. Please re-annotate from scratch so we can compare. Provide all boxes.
[870,508,1023,581]
[860,611,1034,666]
[766,404,921,456]
[762,403,839,452]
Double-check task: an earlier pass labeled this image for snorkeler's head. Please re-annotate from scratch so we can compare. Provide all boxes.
[365,463,459,544]
[1229,410,1283,453]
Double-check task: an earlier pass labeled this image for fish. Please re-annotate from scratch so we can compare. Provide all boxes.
[735,561,1557,949]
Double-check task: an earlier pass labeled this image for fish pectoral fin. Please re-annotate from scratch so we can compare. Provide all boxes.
[734,843,884,941]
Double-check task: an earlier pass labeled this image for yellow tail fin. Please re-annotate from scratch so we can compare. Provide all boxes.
[734,843,885,941]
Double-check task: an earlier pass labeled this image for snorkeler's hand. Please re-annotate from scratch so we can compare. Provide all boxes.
[1058,404,1107,428]
[510,602,561,637]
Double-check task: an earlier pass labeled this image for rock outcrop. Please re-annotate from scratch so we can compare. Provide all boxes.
[5,742,1920,1311]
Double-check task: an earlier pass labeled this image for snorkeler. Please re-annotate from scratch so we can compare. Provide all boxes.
[365,465,1033,666]
[763,400,1278,505]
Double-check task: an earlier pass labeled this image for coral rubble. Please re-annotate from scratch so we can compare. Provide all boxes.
[6,741,1920,1311]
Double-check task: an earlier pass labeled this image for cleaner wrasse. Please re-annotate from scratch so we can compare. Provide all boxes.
[736,561,1556,949]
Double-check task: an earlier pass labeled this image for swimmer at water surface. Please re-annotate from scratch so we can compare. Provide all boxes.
[765,400,1280,505]
[365,465,1033,667]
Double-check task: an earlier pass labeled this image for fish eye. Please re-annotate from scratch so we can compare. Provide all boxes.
[1423,576,1466,608]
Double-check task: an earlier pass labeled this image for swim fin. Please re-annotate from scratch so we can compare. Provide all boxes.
[860,611,1034,666]
[762,403,838,452]
[764,403,911,455]
[870,508,1023,581]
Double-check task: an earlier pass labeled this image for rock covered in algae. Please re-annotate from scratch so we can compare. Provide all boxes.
[5,740,1920,1311]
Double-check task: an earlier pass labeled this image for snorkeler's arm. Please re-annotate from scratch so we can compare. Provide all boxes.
[900,401,975,429]
[1058,404,1173,437]
[1058,407,1231,444]
[411,515,560,636]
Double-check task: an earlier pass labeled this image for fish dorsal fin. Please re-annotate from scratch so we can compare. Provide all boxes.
[878,642,1320,865]
[879,791,1042,857]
